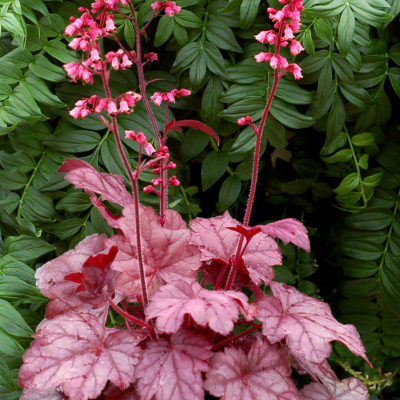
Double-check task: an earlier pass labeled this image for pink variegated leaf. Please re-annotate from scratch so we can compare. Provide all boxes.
[190,211,281,286]
[146,280,251,335]
[164,209,187,230]
[35,234,111,319]
[58,159,132,207]
[112,206,201,300]
[190,212,240,264]
[259,218,310,252]
[204,338,300,400]
[300,378,369,400]
[135,330,212,400]
[19,312,142,400]
[257,282,371,366]
[20,388,67,400]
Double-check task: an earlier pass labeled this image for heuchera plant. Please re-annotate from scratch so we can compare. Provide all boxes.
[18,1,371,399]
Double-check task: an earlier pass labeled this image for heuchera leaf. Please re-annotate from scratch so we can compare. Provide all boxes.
[257,282,371,366]
[19,312,143,400]
[111,206,201,300]
[300,378,369,400]
[145,280,252,335]
[190,211,281,286]
[20,388,67,400]
[58,159,133,207]
[290,354,337,385]
[35,234,111,319]
[204,338,300,400]
[258,218,310,252]
[135,330,213,400]
[103,384,140,400]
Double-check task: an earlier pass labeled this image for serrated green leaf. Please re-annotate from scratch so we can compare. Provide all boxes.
[201,151,229,190]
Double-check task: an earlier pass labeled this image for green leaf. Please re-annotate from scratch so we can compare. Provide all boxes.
[0,255,35,285]
[29,54,65,82]
[173,22,188,46]
[351,132,375,146]
[0,192,20,214]
[334,172,360,194]
[48,218,83,240]
[0,276,45,302]
[345,208,393,230]
[180,129,210,161]
[321,149,353,163]
[331,53,354,83]
[205,19,242,53]
[0,63,23,84]
[0,299,32,337]
[230,126,256,155]
[340,239,383,261]
[174,9,202,28]
[239,0,261,30]
[44,39,77,63]
[226,58,267,84]
[326,93,345,146]
[154,14,174,46]
[388,67,400,98]
[338,6,355,54]
[172,41,200,72]
[201,76,223,128]
[265,120,287,149]
[56,191,91,212]
[43,128,101,153]
[220,98,265,122]
[203,42,226,77]
[339,83,370,108]
[5,235,54,262]
[0,169,27,190]
[307,0,346,17]
[20,187,55,223]
[270,99,315,129]
[123,20,135,48]
[0,330,23,359]
[341,258,378,278]
[363,171,383,187]
[217,175,241,211]
[201,151,229,190]
[189,50,207,90]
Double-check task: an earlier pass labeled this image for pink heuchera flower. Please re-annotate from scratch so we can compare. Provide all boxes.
[238,115,253,125]
[151,1,181,16]
[150,88,191,105]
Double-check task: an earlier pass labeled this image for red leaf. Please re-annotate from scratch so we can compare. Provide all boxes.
[135,330,213,400]
[257,282,371,366]
[36,234,111,319]
[259,218,310,252]
[59,159,132,207]
[300,378,369,400]
[103,384,140,400]
[190,212,281,286]
[204,339,300,400]
[19,312,143,400]
[168,119,220,144]
[146,280,252,335]
[83,245,118,271]
[227,225,261,244]
[111,206,201,300]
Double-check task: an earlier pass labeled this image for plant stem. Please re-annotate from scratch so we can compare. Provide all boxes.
[101,65,149,305]
[212,323,262,351]
[127,0,168,225]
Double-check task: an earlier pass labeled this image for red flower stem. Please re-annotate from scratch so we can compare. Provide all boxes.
[101,65,149,306]
[225,26,285,290]
[109,299,153,334]
[127,0,167,224]
[212,323,262,351]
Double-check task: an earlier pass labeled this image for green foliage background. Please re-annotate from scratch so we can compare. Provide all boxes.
[0,0,399,398]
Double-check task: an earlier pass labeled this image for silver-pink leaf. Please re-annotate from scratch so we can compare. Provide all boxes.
[300,378,369,400]
[145,280,251,335]
[190,211,282,286]
[259,218,310,252]
[111,206,201,300]
[19,312,142,400]
[59,159,132,207]
[135,330,212,400]
[257,282,371,366]
[20,388,67,400]
[204,338,300,400]
[35,234,110,320]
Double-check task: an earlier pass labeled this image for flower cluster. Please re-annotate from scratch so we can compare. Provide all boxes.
[91,0,127,13]
[125,131,156,156]
[143,146,179,195]
[105,49,136,70]
[150,1,181,16]
[70,91,141,119]
[150,88,191,106]
[254,0,304,79]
